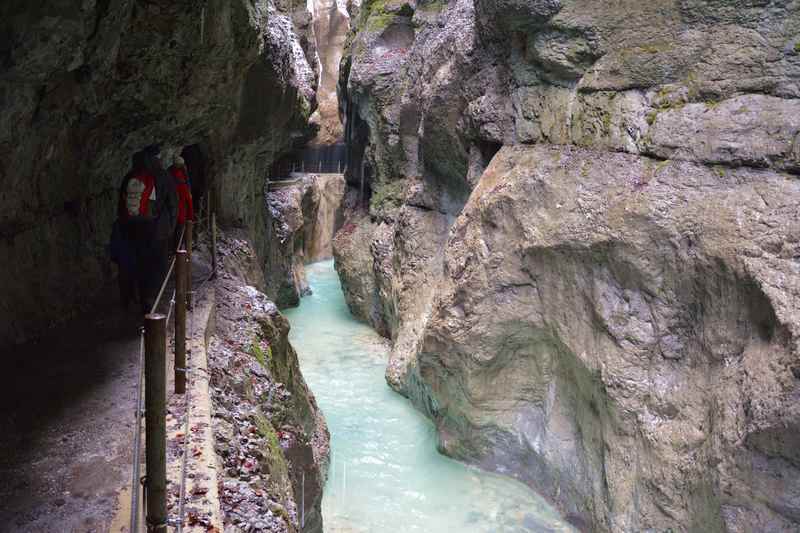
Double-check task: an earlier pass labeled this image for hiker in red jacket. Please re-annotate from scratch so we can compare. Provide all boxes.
[168,155,195,249]
[117,151,158,312]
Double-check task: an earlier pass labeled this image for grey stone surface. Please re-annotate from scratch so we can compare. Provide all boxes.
[414,144,800,532]
[266,174,345,308]
[0,0,316,347]
[334,0,800,530]
[210,231,329,533]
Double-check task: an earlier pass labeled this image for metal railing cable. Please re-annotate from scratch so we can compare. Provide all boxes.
[149,226,185,316]
[175,287,196,533]
[129,224,185,533]
[130,331,146,533]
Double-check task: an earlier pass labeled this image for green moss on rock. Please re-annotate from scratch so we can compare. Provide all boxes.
[370,179,406,215]
[250,337,273,369]
[255,412,291,491]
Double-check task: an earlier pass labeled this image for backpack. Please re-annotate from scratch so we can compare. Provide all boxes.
[123,172,157,219]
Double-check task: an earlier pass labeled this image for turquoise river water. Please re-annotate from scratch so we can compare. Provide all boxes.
[284,261,574,533]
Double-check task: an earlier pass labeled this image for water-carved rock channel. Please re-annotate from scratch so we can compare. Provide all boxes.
[285,261,574,533]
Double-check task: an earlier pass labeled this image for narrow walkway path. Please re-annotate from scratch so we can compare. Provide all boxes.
[0,297,141,533]
[0,251,212,533]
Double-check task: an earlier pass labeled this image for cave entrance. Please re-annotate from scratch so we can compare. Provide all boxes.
[269,142,347,179]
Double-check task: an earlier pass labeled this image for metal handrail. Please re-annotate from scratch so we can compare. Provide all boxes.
[130,331,145,533]
[127,214,221,532]
[129,223,186,533]
[149,226,185,316]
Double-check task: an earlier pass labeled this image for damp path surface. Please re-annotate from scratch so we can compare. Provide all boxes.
[284,261,576,533]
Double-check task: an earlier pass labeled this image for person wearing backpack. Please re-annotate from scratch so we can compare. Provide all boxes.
[117,145,177,313]
[142,145,178,301]
[117,150,156,312]
[168,155,195,250]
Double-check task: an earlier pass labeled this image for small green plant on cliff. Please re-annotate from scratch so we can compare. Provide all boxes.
[654,159,671,175]
[362,0,416,31]
[368,12,396,31]
[361,0,389,29]
[795,42,800,53]
[419,0,444,12]
[684,71,701,101]
[601,111,612,133]
[639,43,665,54]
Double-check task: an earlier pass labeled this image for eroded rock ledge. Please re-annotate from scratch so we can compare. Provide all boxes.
[413,144,800,532]
[209,232,329,533]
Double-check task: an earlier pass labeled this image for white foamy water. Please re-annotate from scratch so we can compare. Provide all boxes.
[284,261,575,533]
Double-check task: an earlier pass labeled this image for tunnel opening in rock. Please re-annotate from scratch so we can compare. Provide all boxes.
[269,142,348,178]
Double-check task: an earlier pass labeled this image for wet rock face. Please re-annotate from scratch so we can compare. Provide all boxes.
[335,0,800,530]
[265,174,345,308]
[0,0,315,347]
[209,233,329,533]
[417,145,800,531]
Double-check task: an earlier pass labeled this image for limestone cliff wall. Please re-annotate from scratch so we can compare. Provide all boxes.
[265,174,345,307]
[309,0,351,144]
[334,0,800,530]
[0,0,316,347]
[210,231,329,533]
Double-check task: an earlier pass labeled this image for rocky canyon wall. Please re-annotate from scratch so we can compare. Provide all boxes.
[210,232,329,533]
[335,0,800,531]
[265,174,346,308]
[310,0,351,144]
[0,0,316,347]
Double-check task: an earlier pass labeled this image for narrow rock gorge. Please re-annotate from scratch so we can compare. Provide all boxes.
[2,0,800,532]
[333,0,800,531]
[265,174,345,307]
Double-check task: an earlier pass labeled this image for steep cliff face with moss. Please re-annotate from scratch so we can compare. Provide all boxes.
[335,0,800,530]
[0,0,316,347]
[209,232,329,533]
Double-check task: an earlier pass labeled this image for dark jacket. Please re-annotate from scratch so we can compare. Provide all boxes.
[145,155,178,241]
[109,219,136,272]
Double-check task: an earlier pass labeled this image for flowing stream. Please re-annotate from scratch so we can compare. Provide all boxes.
[284,261,575,533]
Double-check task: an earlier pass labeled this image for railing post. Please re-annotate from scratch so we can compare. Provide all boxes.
[185,220,194,309]
[174,251,187,395]
[211,212,218,279]
[144,314,167,533]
